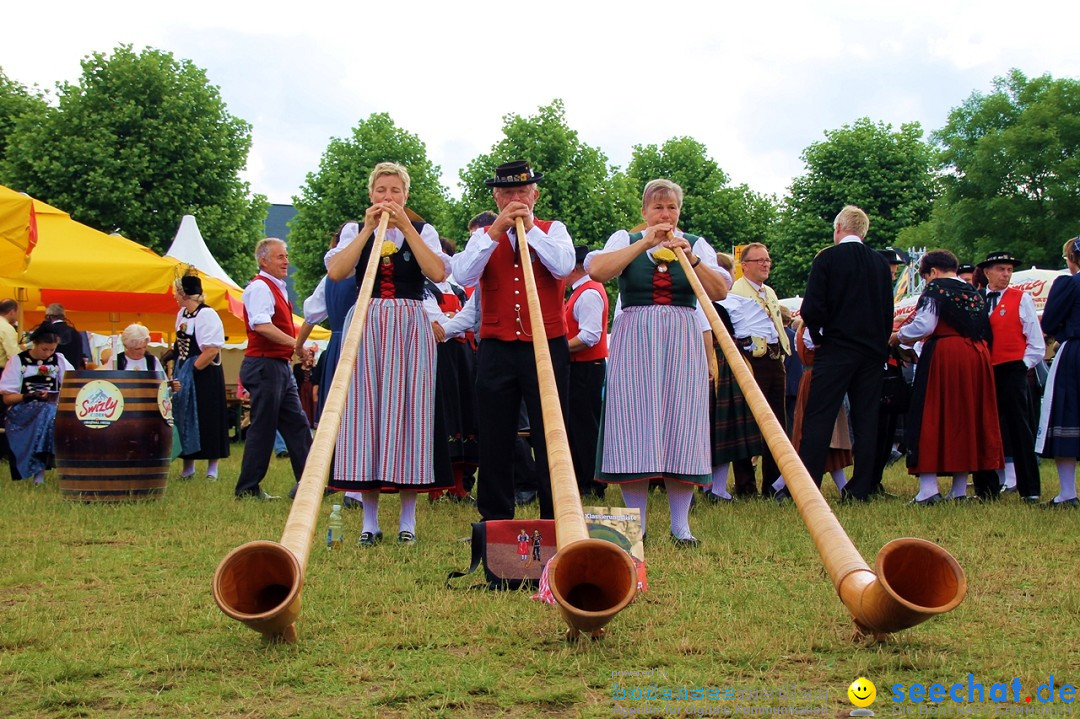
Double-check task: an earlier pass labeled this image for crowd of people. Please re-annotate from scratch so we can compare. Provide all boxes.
[4,159,1079,545]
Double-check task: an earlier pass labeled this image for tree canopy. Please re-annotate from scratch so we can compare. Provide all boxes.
[768,118,936,296]
[0,69,48,165]
[904,70,1080,267]
[288,113,452,299]
[451,100,638,251]
[1,46,265,282]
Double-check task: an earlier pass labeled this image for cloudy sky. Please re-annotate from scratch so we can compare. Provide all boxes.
[3,1,1078,206]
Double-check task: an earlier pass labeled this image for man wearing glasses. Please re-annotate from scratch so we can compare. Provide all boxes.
[730,243,790,497]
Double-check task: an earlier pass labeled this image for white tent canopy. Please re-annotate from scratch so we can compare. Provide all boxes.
[165,214,241,289]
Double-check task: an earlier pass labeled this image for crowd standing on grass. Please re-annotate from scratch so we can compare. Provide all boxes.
[4,160,1079,541]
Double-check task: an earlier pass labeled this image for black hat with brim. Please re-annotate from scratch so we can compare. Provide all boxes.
[485,160,544,187]
[977,251,1022,269]
[878,247,908,265]
[957,263,976,275]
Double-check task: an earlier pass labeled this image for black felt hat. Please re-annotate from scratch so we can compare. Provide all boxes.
[977,251,1022,269]
[485,160,544,187]
[574,245,590,266]
[957,263,976,275]
[878,247,908,265]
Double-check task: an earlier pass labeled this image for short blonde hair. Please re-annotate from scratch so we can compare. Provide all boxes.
[641,179,683,210]
[834,205,870,239]
[368,162,411,196]
[121,323,150,349]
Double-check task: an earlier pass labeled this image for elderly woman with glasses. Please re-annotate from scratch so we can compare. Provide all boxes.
[100,324,163,371]
[586,178,729,547]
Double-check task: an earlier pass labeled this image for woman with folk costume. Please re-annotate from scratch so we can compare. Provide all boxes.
[586,179,729,547]
[1,326,75,484]
[890,250,1003,504]
[326,162,452,545]
[172,274,229,480]
[1034,237,1080,508]
[100,324,164,372]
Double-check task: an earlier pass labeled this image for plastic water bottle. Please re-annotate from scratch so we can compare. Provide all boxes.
[327,504,344,550]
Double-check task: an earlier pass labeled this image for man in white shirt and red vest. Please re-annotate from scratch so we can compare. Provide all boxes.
[235,238,313,500]
[564,245,609,500]
[451,160,575,520]
[974,251,1045,501]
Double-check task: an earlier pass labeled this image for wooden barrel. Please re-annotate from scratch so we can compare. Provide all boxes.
[55,370,173,502]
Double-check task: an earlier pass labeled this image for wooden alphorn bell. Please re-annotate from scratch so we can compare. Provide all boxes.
[212,212,391,643]
[514,218,637,639]
[673,244,965,637]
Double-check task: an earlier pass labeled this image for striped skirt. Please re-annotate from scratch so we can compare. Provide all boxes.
[330,298,439,492]
[599,305,711,485]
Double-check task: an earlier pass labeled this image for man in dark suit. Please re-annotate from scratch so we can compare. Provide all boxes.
[795,206,893,501]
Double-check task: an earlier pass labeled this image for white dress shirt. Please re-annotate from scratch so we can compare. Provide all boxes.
[451,217,574,287]
[569,276,605,348]
[242,271,291,330]
[324,223,451,280]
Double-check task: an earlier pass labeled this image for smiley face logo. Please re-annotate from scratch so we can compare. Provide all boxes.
[848,677,876,707]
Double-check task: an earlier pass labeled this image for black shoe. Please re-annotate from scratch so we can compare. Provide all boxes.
[908,493,944,506]
[1041,497,1079,509]
[670,534,700,548]
[342,496,363,510]
[514,490,538,505]
[397,530,417,544]
[885,449,904,467]
[1021,496,1040,504]
[773,488,792,505]
[1000,485,1018,494]
[276,451,289,459]
[839,491,869,504]
[358,531,383,546]
[288,483,299,500]
[703,491,733,504]
[951,495,972,503]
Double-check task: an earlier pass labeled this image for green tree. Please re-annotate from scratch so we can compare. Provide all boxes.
[288,113,452,299]
[768,118,936,297]
[0,69,49,170]
[451,100,637,250]
[919,69,1080,266]
[1,45,265,281]
[626,136,776,252]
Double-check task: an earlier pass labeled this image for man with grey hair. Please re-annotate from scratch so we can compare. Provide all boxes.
[235,238,312,500]
[43,303,85,369]
[794,205,893,501]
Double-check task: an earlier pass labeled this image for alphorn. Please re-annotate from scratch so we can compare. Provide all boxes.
[673,244,966,636]
[514,218,637,639]
[212,212,391,642]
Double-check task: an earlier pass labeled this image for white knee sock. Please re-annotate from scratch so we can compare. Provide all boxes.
[206,460,219,478]
[1055,459,1077,501]
[399,491,418,534]
[772,476,787,492]
[361,491,380,534]
[830,470,847,492]
[345,491,363,503]
[665,480,695,540]
[950,474,968,499]
[710,464,732,498]
[33,471,45,485]
[1002,463,1016,490]
[619,481,649,536]
[917,474,940,501]
[181,459,195,478]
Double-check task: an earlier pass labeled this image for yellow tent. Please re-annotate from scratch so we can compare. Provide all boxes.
[0,185,327,344]
[0,186,38,274]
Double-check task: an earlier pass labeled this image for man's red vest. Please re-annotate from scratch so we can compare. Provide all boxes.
[243,274,296,360]
[479,219,567,341]
[565,279,609,362]
[989,286,1026,366]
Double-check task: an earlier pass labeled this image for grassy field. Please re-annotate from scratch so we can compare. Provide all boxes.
[1,451,1077,719]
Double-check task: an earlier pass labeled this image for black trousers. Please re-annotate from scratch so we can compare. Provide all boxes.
[475,338,570,521]
[797,350,883,499]
[733,354,786,496]
[235,357,313,498]
[567,359,606,497]
[973,360,1040,499]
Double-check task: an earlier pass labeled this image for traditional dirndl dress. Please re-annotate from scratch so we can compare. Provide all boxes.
[1036,273,1080,458]
[328,220,450,493]
[173,306,229,460]
[2,351,65,477]
[598,239,711,486]
[904,279,1002,474]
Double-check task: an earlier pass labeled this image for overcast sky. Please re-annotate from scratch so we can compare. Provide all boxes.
[3,1,1078,206]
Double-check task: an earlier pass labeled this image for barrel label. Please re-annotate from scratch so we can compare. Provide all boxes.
[157,381,174,425]
[74,380,126,429]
